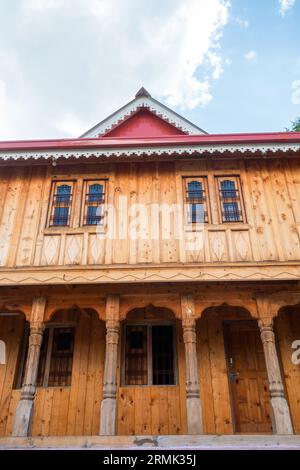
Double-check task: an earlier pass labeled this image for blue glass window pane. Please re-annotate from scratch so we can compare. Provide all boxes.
[86,206,103,225]
[187,181,203,199]
[88,184,103,203]
[56,185,71,203]
[189,204,205,223]
[220,180,236,199]
[223,202,239,221]
[53,207,69,226]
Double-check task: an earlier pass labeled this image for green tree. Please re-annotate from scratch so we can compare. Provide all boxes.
[289,117,300,131]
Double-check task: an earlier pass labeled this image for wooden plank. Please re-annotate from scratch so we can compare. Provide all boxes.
[197,316,216,434]
[207,313,233,434]
[0,316,23,436]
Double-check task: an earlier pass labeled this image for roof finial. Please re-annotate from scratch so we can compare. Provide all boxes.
[135,87,151,98]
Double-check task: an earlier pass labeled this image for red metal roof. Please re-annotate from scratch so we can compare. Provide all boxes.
[0,132,300,152]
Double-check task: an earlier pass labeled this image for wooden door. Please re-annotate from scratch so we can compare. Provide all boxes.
[224,321,272,433]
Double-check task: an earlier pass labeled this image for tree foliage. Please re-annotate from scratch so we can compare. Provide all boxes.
[289,117,300,131]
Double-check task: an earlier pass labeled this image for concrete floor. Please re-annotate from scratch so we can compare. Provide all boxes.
[0,435,300,450]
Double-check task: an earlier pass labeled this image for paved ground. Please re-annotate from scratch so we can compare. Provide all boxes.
[0,434,300,450]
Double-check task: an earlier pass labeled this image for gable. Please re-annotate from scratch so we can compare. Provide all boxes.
[80,87,207,138]
[103,108,186,138]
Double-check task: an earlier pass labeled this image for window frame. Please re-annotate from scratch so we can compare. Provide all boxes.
[38,323,76,388]
[182,176,210,226]
[215,175,246,223]
[80,179,107,227]
[47,180,76,228]
[121,320,178,387]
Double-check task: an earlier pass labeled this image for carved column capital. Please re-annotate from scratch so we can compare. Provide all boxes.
[106,320,120,345]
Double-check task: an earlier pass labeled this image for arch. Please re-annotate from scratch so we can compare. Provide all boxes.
[121,298,180,320]
[45,301,105,322]
[125,304,176,322]
[198,301,257,320]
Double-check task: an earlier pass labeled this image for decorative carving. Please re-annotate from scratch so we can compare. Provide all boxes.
[234,232,250,260]
[42,236,60,265]
[1,142,300,163]
[65,235,82,265]
[210,233,226,261]
[1,265,300,287]
[89,235,103,264]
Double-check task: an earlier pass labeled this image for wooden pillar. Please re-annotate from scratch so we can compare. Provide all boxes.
[12,296,46,437]
[181,294,203,434]
[99,294,120,436]
[256,295,293,434]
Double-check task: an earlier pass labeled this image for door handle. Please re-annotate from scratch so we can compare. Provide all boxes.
[229,371,240,382]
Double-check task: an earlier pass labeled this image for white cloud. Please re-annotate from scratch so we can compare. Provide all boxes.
[55,112,88,137]
[234,17,249,28]
[244,50,257,61]
[279,0,296,16]
[0,0,230,139]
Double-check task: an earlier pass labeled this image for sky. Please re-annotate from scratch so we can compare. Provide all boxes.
[0,0,299,140]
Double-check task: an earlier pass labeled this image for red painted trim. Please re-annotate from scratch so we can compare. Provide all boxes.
[0,132,300,151]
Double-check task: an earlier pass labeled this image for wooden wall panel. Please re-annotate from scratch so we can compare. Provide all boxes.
[275,309,300,434]
[117,320,187,435]
[2,158,300,270]
[0,315,24,436]
[41,235,61,266]
[16,167,45,267]
[244,160,279,261]
[31,312,105,436]
[197,314,233,434]
[0,168,25,266]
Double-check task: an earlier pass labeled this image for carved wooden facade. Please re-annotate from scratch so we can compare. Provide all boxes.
[0,89,300,442]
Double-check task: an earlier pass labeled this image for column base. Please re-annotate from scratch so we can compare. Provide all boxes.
[99,398,117,436]
[12,399,34,437]
[186,397,203,435]
[271,396,293,435]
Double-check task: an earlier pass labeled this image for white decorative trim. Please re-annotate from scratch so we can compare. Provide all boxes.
[0,142,300,162]
[80,96,205,137]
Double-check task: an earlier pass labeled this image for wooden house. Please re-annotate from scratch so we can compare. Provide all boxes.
[0,88,300,445]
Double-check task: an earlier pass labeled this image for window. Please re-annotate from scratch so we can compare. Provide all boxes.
[124,324,175,386]
[83,180,106,226]
[36,326,75,387]
[14,325,75,388]
[49,182,74,227]
[183,177,209,224]
[217,176,244,222]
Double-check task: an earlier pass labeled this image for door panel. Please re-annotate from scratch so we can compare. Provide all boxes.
[224,321,272,433]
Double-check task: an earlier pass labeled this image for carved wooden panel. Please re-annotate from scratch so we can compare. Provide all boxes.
[64,235,83,265]
[232,231,252,261]
[209,231,228,262]
[41,236,61,266]
[88,234,105,265]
